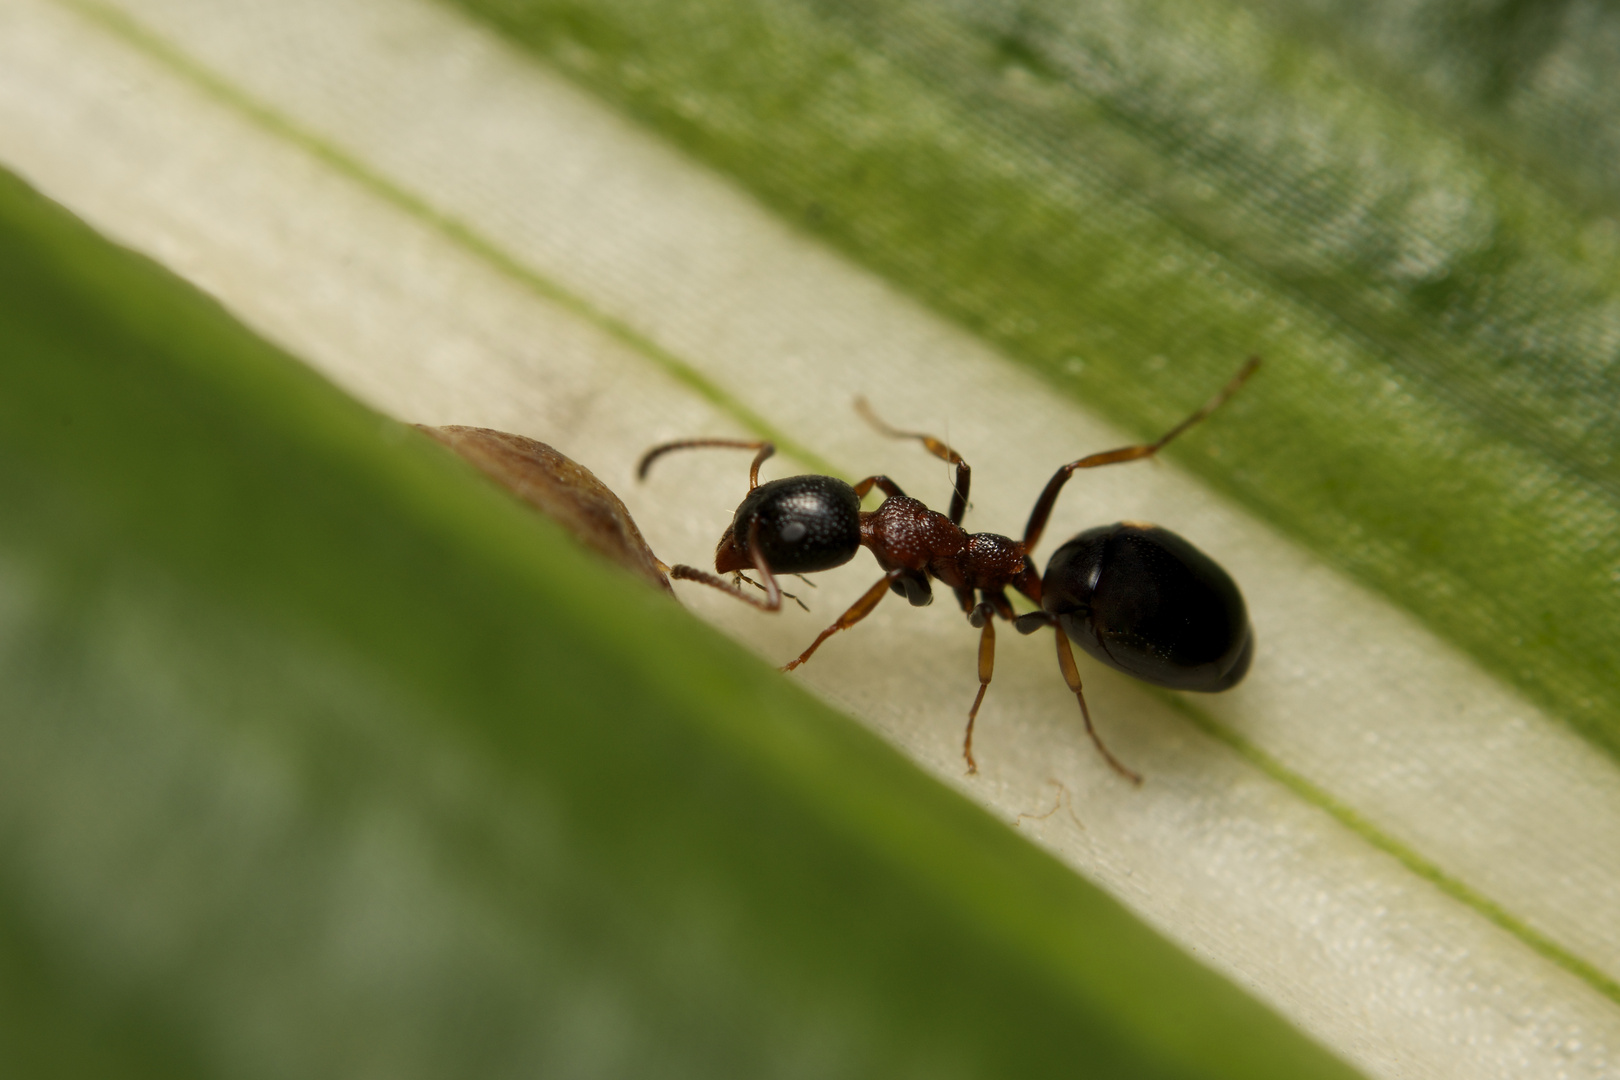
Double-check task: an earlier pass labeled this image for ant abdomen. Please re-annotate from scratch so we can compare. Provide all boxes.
[1038,523,1253,692]
[715,475,863,576]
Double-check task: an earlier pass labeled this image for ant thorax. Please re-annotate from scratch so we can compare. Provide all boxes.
[861,495,1026,593]
[860,495,965,579]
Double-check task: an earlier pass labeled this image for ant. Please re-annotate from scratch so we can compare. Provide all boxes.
[638,358,1259,781]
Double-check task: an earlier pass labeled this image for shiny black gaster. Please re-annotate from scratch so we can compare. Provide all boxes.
[1040,523,1252,691]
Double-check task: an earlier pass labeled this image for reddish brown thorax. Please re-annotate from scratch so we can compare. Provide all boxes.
[860,495,1038,599]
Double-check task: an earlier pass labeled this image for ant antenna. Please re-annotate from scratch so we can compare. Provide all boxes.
[638,439,776,490]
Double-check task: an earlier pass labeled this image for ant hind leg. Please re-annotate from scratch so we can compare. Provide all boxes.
[1022,357,1260,550]
[1053,625,1142,785]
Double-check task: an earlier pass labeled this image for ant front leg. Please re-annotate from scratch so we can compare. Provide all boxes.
[732,571,810,612]
[783,568,907,672]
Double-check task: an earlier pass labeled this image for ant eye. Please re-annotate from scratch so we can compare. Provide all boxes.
[781,522,808,543]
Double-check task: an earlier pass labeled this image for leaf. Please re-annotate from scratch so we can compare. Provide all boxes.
[0,166,1360,1077]
[4,0,1620,1075]
[453,0,1620,762]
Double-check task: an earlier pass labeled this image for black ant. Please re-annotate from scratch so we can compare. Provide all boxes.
[638,358,1259,781]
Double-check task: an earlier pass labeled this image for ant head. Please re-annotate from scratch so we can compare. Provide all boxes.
[715,475,863,576]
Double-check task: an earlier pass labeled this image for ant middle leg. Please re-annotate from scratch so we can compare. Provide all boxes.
[962,600,999,775]
[855,397,972,526]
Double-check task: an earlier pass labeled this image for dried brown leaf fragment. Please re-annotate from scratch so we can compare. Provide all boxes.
[419,425,674,595]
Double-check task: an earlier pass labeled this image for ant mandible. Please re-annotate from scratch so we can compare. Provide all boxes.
[638,358,1260,781]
